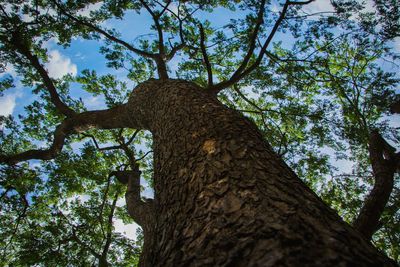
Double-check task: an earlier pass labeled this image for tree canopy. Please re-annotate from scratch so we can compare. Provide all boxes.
[0,0,399,265]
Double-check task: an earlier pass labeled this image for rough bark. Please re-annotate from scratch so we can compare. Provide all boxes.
[126,171,155,267]
[113,169,155,267]
[125,79,396,266]
[353,131,398,240]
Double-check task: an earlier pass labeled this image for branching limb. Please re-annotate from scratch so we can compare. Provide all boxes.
[135,150,153,162]
[139,0,169,79]
[0,120,73,164]
[107,128,154,226]
[166,43,185,61]
[199,23,213,87]
[81,131,139,152]
[224,0,267,83]
[52,1,155,59]
[0,104,133,165]
[9,30,76,117]
[116,169,155,266]
[111,168,154,226]
[98,175,112,238]
[353,130,399,240]
[209,0,314,94]
[108,130,155,266]
[155,0,188,62]
[111,167,155,267]
[287,0,315,5]
[139,0,167,57]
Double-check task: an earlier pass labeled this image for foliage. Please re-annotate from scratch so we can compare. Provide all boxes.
[0,0,399,265]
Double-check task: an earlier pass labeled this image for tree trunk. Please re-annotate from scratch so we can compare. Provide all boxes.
[126,79,395,266]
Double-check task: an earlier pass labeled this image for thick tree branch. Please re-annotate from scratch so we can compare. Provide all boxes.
[226,0,266,82]
[111,169,154,227]
[0,104,133,165]
[10,30,76,117]
[139,0,166,56]
[139,0,169,79]
[353,130,398,240]
[0,120,72,164]
[109,130,155,267]
[199,23,213,87]
[113,166,155,267]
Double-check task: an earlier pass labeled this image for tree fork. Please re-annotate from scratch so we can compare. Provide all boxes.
[0,104,134,164]
[353,130,399,240]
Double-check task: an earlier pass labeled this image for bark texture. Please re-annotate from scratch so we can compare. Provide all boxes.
[353,131,398,240]
[124,79,396,266]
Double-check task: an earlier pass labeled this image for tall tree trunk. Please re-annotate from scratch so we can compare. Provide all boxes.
[126,79,395,266]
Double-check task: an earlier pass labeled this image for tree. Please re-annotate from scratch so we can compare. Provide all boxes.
[0,0,399,266]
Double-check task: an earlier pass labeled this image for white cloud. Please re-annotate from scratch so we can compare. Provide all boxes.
[46,50,77,79]
[81,95,109,110]
[0,94,17,116]
[78,2,103,17]
[301,0,374,15]
[271,1,281,13]
[21,13,34,23]
[362,0,375,13]
[0,64,17,78]
[302,0,334,14]
[0,90,22,117]
[114,219,139,240]
[168,2,179,15]
[84,95,105,109]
